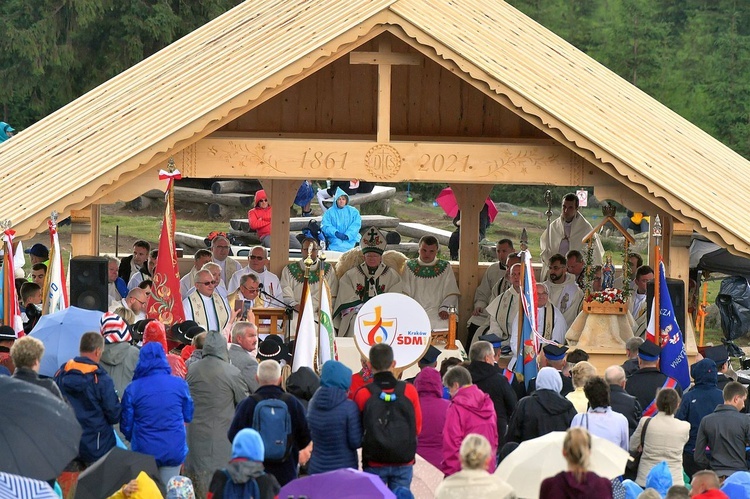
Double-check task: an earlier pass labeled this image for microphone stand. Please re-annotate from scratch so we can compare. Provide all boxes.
[258,285,298,340]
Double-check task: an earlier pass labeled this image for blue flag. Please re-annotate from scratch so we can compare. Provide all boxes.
[516,250,539,389]
[655,262,690,390]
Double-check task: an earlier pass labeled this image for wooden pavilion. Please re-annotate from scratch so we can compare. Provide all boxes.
[1,0,749,347]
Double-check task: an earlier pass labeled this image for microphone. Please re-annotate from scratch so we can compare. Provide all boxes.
[258,282,264,290]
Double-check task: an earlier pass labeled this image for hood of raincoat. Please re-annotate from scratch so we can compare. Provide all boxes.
[415,367,444,398]
[202,330,229,361]
[133,342,172,380]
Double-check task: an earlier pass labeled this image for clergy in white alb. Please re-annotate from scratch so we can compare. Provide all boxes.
[182,269,231,332]
[401,236,459,331]
[226,246,283,304]
[544,254,584,329]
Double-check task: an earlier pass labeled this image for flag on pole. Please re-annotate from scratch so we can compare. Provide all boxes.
[43,215,68,315]
[646,261,690,390]
[516,249,539,388]
[318,278,337,370]
[1,228,23,335]
[292,281,317,372]
[146,168,185,327]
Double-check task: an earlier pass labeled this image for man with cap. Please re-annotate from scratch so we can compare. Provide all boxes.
[528,344,574,396]
[405,345,442,384]
[25,243,49,266]
[479,332,526,400]
[466,239,515,344]
[99,312,140,397]
[625,340,683,414]
[334,227,403,337]
[0,326,17,373]
[622,337,644,377]
[703,345,738,391]
[466,340,518,446]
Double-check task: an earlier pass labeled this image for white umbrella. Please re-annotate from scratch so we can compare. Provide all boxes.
[495,431,629,499]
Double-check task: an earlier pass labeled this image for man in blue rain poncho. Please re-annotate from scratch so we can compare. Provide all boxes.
[0,122,14,143]
[320,187,361,251]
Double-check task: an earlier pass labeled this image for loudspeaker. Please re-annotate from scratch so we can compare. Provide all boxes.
[646,278,686,335]
[70,256,109,312]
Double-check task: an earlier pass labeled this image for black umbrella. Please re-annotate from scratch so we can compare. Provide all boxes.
[75,447,163,499]
[0,376,82,481]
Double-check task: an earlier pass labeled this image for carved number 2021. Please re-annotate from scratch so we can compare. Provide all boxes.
[418,154,470,172]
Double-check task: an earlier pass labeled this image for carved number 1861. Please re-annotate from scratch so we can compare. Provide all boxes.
[418,154,470,172]
[299,150,348,170]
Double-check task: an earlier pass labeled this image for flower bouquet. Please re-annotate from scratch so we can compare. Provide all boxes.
[584,288,627,315]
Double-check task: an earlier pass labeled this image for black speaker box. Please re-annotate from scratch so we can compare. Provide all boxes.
[646,278,686,335]
[70,256,109,312]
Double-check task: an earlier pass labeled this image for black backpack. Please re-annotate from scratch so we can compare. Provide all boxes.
[362,382,417,465]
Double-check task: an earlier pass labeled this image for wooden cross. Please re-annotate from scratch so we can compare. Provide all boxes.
[350,37,421,142]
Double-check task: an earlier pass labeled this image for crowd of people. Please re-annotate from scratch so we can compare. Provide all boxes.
[5,191,749,498]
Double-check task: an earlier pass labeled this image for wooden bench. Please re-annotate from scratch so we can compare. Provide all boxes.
[321,185,397,209]
[230,214,400,233]
[396,222,453,246]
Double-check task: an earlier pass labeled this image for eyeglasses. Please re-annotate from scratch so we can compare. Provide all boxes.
[249,255,264,260]
[196,280,217,286]
[242,285,259,293]
[135,298,147,306]
[258,199,268,203]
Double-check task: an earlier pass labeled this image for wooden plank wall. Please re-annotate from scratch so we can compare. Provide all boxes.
[221,35,548,140]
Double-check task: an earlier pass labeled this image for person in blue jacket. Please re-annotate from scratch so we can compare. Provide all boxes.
[676,358,724,479]
[320,188,361,252]
[55,332,122,466]
[0,122,14,143]
[120,342,195,486]
[306,360,362,474]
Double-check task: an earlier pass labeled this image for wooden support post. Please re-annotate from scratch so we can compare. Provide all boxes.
[669,221,693,325]
[70,205,100,256]
[262,179,300,277]
[450,183,494,344]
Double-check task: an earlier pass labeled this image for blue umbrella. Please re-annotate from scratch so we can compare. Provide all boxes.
[30,307,105,376]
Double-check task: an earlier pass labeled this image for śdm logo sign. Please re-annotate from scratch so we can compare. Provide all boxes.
[354,293,431,369]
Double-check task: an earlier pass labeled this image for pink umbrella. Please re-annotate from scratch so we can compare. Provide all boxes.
[435,187,498,222]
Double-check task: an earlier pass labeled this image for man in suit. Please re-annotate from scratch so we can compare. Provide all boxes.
[118,240,150,282]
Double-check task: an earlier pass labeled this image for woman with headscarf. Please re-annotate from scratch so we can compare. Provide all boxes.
[539,427,613,498]
[307,360,362,474]
[506,367,577,443]
[208,428,280,498]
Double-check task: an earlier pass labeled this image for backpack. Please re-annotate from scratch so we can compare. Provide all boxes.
[251,393,293,463]
[362,381,417,465]
[222,470,261,499]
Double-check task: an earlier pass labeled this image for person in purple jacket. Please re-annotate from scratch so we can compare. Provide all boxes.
[441,366,498,476]
[415,366,450,469]
[539,427,613,499]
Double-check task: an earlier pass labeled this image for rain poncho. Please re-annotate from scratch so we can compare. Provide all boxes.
[320,188,361,251]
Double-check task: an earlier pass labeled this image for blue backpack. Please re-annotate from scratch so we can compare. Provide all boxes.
[222,470,261,499]
[251,393,293,462]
